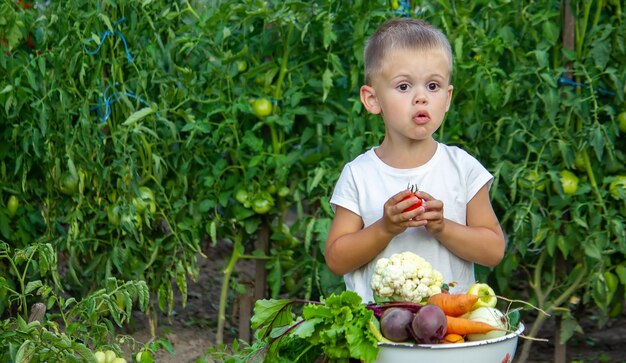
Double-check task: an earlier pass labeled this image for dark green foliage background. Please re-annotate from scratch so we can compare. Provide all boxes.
[1,0,625,347]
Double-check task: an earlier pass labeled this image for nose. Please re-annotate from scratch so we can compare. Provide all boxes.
[413,89,427,104]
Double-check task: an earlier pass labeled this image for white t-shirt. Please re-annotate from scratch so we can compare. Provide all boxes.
[329,143,493,303]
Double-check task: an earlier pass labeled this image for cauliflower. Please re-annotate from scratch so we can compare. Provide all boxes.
[371,251,444,303]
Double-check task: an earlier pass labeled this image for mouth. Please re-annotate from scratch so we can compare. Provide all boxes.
[412,110,430,124]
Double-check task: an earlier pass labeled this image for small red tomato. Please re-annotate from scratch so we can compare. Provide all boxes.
[402,192,423,212]
[402,184,423,212]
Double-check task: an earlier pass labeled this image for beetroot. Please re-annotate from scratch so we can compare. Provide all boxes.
[410,304,447,344]
[366,301,423,318]
[379,307,414,342]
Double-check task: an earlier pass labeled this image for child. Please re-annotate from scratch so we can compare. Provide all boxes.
[324,18,505,303]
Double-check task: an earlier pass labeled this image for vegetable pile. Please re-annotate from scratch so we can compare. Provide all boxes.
[244,280,521,362]
[371,285,516,345]
[240,252,524,362]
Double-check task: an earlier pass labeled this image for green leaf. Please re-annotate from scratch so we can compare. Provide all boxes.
[584,243,603,261]
[122,107,155,126]
[15,340,34,363]
[322,68,333,102]
[485,81,501,108]
[302,304,333,320]
[532,49,549,68]
[25,280,43,295]
[307,167,326,193]
[323,17,337,49]
[559,315,583,344]
[590,40,610,70]
[251,299,295,334]
[268,259,282,299]
[454,35,463,60]
[290,318,320,338]
[541,21,559,45]
[539,87,559,122]
[0,85,13,94]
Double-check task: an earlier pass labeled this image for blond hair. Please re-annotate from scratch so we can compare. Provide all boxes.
[363,18,453,85]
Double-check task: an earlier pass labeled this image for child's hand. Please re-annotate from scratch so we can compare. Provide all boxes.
[414,191,445,235]
[382,190,427,235]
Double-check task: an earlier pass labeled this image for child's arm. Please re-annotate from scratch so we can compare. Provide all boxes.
[416,183,505,267]
[324,189,426,275]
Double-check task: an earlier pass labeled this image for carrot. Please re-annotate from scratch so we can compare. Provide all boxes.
[427,293,479,317]
[446,315,504,336]
[443,333,465,344]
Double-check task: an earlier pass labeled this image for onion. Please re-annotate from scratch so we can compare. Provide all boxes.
[465,307,507,341]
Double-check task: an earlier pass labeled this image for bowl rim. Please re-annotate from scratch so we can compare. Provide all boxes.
[378,322,525,350]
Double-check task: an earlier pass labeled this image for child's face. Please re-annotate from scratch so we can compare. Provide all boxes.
[361,47,453,143]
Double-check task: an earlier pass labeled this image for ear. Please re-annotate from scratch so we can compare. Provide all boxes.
[445,84,454,112]
[360,85,381,114]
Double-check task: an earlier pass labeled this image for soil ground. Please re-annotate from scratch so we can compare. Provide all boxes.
[124,245,626,363]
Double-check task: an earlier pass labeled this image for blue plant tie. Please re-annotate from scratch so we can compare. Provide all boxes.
[558,75,615,96]
[90,83,152,124]
[83,17,134,63]
[392,0,425,17]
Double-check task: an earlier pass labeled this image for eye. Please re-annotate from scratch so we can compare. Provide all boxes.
[396,83,410,92]
[427,82,441,91]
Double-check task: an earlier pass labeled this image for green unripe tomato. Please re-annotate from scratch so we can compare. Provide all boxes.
[284,276,296,291]
[604,271,618,295]
[59,173,79,195]
[267,184,277,194]
[236,60,247,73]
[104,350,117,363]
[278,186,290,197]
[235,189,249,204]
[252,198,273,214]
[135,351,154,363]
[558,170,579,195]
[121,212,142,229]
[111,358,127,363]
[95,351,106,363]
[133,186,156,214]
[574,153,586,171]
[252,98,272,118]
[609,175,626,200]
[7,195,19,218]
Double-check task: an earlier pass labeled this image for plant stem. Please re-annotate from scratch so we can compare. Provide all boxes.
[518,259,586,363]
[216,233,243,345]
[268,23,294,155]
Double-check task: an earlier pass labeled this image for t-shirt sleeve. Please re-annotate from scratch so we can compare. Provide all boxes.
[465,154,494,203]
[330,164,361,216]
